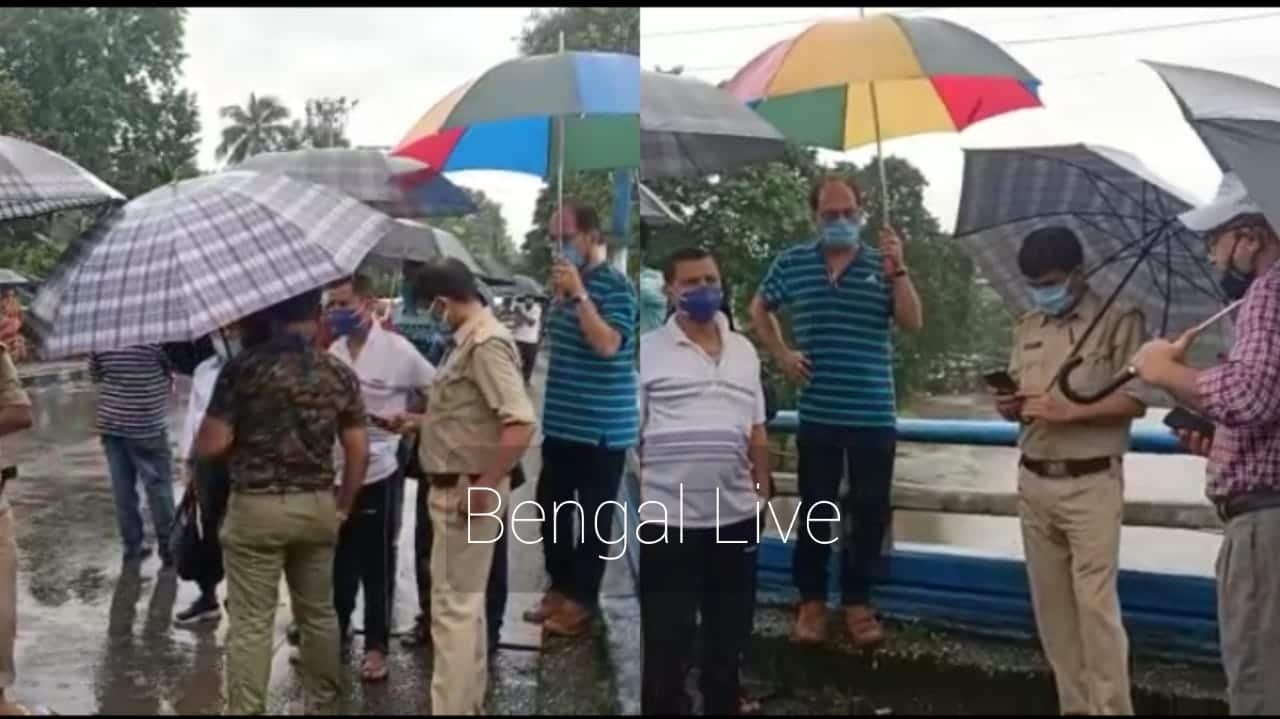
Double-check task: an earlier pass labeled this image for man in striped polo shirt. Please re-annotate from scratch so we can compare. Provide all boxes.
[749,176,923,647]
[90,344,178,565]
[529,202,639,637]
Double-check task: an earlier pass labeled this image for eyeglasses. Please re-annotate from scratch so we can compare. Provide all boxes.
[819,208,865,224]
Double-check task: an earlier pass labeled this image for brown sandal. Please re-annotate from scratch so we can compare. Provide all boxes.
[360,652,389,683]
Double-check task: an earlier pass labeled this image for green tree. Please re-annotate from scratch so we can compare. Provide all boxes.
[0,67,31,135]
[216,92,293,165]
[516,6,639,275]
[432,188,518,273]
[0,8,201,196]
[294,97,357,150]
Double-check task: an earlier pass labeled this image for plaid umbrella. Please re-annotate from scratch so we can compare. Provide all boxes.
[955,143,1230,396]
[237,148,477,218]
[31,171,395,358]
[0,135,124,221]
[641,70,785,180]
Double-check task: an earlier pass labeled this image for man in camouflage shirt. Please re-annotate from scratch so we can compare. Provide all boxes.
[196,289,369,715]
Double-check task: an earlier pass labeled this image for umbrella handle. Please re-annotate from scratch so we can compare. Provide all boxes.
[1055,356,1138,405]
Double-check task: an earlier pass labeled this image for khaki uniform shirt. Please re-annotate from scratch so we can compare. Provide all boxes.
[419,309,536,476]
[1009,290,1148,461]
[0,345,30,512]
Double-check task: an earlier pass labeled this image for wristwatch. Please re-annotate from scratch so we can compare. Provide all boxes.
[570,292,590,306]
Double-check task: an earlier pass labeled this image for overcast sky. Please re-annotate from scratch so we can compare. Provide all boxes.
[179,7,1280,246]
[642,6,1280,230]
[182,7,544,243]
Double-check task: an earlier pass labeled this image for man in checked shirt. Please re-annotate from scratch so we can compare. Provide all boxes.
[1132,172,1280,715]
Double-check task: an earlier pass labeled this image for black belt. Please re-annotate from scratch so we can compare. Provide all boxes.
[1020,456,1115,479]
[1214,492,1280,522]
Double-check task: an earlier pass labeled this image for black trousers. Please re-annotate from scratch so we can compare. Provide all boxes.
[537,437,627,607]
[334,471,401,653]
[414,476,510,649]
[193,459,231,597]
[517,341,539,384]
[792,422,897,605]
[640,518,758,715]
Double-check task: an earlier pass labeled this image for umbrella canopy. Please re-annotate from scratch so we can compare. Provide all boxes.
[641,70,786,180]
[955,143,1229,370]
[638,181,681,226]
[238,148,477,218]
[724,14,1042,151]
[31,171,394,357]
[366,219,486,272]
[1146,61,1280,235]
[392,51,640,178]
[0,135,124,221]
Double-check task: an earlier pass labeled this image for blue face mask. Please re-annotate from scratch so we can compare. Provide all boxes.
[558,241,586,269]
[1029,282,1073,316]
[326,308,365,337]
[677,285,723,324]
[821,218,862,249]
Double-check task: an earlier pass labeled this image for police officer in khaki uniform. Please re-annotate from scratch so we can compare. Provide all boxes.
[993,227,1147,716]
[407,259,536,716]
[0,343,33,716]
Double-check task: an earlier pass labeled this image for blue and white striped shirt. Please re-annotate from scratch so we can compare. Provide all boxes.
[89,345,173,439]
[759,240,896,429]
[542,262,639,449]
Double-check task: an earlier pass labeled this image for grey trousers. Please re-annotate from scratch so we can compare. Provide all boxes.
[1217,505,1280,715]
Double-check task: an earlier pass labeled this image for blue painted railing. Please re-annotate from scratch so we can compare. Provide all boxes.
[623,414,1220,663]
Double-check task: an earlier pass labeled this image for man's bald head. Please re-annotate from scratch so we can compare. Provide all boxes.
[809,176,865,225]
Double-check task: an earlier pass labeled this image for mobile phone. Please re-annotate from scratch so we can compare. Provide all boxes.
[1163,407,1215,437]
[367,414,398,432]
[982,370,1019,395]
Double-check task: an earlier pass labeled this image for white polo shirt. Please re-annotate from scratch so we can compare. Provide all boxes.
[512,300,542,344]
[638,312,766,529]
[330,323,436,485]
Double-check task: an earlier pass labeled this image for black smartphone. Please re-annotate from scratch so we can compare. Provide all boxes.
[1163,407,1215,437]
[982,370,1019,395]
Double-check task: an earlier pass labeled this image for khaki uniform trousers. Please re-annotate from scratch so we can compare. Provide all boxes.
[429,476,509,715]
[1018,465,1133,715]
[0,506,16,690]
[221,491,343,715]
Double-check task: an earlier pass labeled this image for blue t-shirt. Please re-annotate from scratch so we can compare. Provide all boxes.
[759,240,896,428]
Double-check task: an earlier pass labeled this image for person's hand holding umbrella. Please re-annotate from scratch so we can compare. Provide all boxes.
[550,256,586,302]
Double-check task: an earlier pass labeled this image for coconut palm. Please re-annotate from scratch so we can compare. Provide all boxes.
[215,93,294,165]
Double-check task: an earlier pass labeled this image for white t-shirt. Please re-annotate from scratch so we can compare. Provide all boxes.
[330,323,436,485]
[638,312,767,529]
[178,355,224,461]
[512,300,542,344]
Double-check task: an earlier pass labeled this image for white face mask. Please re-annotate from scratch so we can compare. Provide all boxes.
[212,334,242,361]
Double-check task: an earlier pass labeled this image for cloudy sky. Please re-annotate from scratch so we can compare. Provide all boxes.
[178,7,1280,245]
[642,6,1280,230]
[181,7,545,242]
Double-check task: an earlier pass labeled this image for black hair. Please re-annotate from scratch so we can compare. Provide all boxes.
[661,246,715,284]
[1018,226,1084,279]
[808,175,865,212]
[240,288,322,348]
[326,273,375,298]
[412,258,485,305]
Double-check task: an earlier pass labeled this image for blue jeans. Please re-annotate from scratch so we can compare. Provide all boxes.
[101,433,177,557]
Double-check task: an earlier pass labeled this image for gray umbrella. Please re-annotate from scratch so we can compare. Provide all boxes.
[31,171,394,357]
[365,218,495,277]
[641,71,786,180]
[238,148,478,218]
[638,181,681,226]
[0,136,124,221]
[955,143,1230,398]
[1147,61,1280,235]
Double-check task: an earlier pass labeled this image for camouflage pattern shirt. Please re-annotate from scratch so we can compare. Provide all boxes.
[205,339,366,493]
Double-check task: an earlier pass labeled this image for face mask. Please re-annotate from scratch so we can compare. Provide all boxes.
[677,285,723,324]
[557,241,586,269]
[1218,235,1259,301]
[211,334,241,361]
[821,218,862,249]
[1028,282,1073,316]
[327,307,365,338]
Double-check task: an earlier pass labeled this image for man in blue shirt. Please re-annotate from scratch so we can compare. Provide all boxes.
[528,202,639,637]
[749,176,923,648]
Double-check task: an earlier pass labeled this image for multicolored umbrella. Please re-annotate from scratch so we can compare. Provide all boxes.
[392,51,639,179]
[724,14,1042,151]
[238,148,478,218]
[0,135,124,222]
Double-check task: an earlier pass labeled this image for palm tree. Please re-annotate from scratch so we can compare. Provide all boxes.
[215,93,294,165]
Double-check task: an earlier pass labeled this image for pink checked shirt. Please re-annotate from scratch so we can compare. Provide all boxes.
[1197,262,1280,500]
